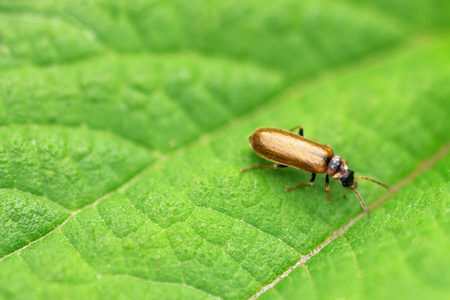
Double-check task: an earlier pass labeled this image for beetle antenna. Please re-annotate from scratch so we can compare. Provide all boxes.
[355,176,389,189]
[352,187,370,223]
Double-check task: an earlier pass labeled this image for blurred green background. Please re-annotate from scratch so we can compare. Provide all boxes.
[0,1,449,299]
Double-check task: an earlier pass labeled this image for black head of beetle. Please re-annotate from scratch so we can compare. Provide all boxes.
[340,169,355,188]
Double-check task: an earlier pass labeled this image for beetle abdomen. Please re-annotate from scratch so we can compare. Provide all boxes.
[249,128,333,173]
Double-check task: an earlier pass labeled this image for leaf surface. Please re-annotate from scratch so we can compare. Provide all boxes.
[0,1,449,300]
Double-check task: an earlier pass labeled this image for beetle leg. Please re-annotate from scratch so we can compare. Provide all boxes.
[343,188,348,198]
[241,164,287,173]
[285,173,315,193]
[325,175,331,202]
[289,126,304,136]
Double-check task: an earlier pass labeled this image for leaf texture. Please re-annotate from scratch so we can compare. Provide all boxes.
[0,1,449,300]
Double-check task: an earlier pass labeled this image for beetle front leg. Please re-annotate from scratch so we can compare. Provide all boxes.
[325,175,331,202]
[241,164,287,173]
[285,173,316,193]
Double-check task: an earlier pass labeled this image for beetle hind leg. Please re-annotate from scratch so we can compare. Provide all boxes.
[241,164,287,173]
[289,126,304,136]
[285,173,316,193]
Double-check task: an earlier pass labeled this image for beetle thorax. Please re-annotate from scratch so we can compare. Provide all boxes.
[326,155,348,180]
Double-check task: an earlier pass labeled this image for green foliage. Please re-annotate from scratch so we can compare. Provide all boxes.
[260,155,450,300]
[0,1,449,299]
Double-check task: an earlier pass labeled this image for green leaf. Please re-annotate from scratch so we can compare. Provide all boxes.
[259,153,450,300]
[0,1,449,300]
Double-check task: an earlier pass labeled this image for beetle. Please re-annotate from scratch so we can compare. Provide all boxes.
[241,126,389,220]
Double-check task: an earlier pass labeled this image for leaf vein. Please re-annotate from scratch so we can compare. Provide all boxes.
[248,143,450,299]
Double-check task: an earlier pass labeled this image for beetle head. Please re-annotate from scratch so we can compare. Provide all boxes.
[340,169,355,188]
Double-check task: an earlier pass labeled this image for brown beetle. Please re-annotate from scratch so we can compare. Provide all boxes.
[241,126,388,220]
